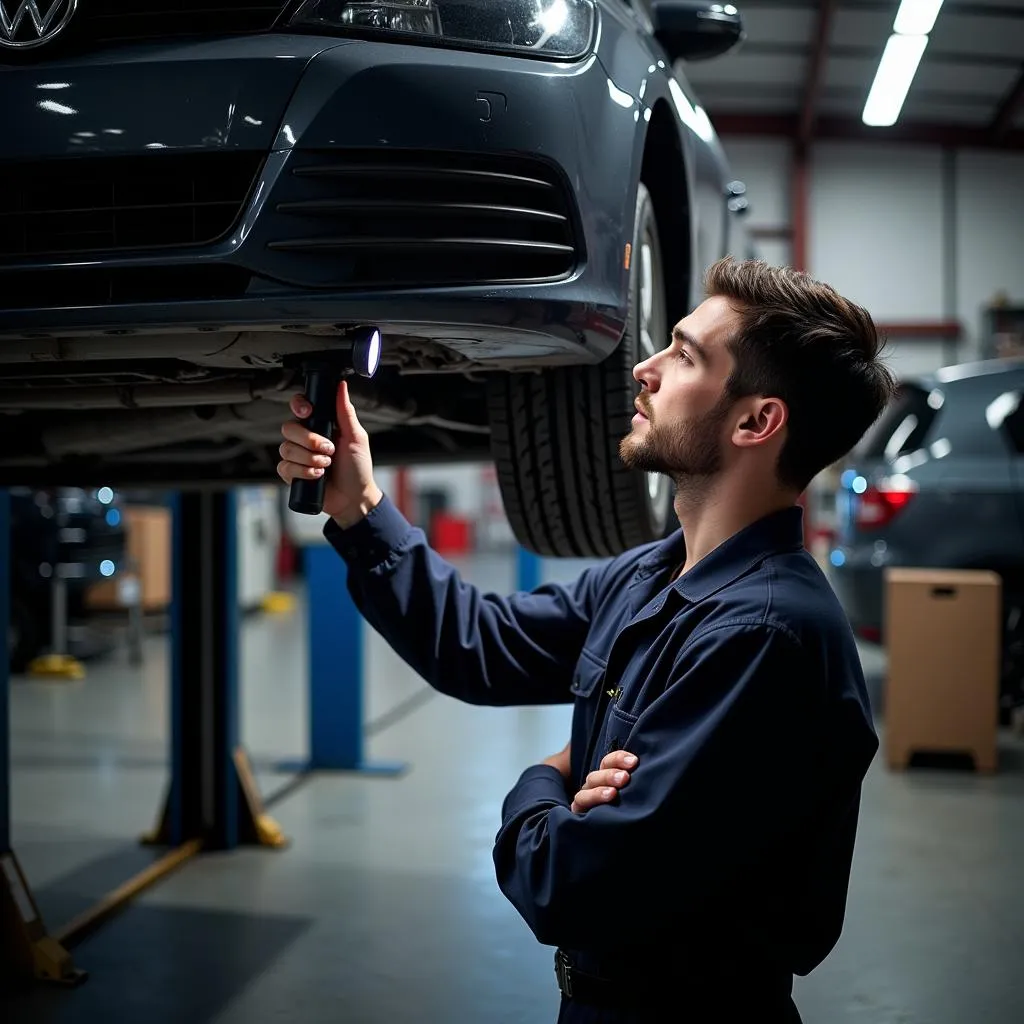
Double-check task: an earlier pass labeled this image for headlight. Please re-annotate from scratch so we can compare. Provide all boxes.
[287,0,596,59]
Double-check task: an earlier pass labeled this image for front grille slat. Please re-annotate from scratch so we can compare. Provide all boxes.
[268,237,575,254]
[275,200,568,224]
[267,150,579,289]
[291,166,556,190]
[0,152,264,260]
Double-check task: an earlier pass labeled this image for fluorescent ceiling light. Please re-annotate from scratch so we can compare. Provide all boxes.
[893,0,944,36]
[862,33,929,127]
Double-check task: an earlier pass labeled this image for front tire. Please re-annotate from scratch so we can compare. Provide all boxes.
[488,182,676,558]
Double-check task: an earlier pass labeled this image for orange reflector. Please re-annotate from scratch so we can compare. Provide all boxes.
[624,242,631,271]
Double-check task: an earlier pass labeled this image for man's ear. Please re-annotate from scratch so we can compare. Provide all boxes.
[733,398,787,449]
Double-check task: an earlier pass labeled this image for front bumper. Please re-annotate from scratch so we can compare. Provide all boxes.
[0,33,634,363]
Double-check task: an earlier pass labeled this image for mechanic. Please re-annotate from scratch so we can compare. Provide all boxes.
[275,257,896,1023]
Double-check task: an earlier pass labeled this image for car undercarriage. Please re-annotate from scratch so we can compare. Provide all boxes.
[0,328,536,487]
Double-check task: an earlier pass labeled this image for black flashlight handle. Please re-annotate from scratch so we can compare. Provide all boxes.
[288,363,338,516]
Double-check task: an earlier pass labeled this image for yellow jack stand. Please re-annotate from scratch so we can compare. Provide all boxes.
[260,591,296,615]
[1,850,87,988]
[234,747,289,849]
[27,574,85,681]
[26,653,85,681]
[141,747,288,850]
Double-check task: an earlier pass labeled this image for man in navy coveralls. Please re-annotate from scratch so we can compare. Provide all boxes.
[276,258,896,1022]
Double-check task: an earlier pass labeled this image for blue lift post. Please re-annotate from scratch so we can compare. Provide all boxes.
[145,490,287,852]
[280,541,405,776]
[0,489,85,988]
[516,545,542,593]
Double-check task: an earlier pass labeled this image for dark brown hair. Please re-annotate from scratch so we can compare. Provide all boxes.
[705,257,898,492]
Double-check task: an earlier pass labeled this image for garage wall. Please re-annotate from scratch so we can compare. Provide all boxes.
[719,136,1024,374]
[809,144,947,323]
[956,150,1024,353]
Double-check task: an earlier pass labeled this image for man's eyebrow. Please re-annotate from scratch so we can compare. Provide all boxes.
[672,325,707,363]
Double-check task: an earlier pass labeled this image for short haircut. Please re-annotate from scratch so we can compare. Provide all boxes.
[705,257,898,491]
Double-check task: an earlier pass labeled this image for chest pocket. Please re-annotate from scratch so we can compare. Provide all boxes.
[601,704,639,759]
[570,647,607,699]
[569,647,608,788]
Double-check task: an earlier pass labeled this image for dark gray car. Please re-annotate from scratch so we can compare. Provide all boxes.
[0,0,751,558]
[830,357,1024,722]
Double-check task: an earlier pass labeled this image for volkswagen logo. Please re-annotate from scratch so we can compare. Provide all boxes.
[0,0,78,50]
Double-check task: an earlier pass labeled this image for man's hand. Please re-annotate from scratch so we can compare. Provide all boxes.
[542,741,571,780]
[570,750,638,813]
[276,379,383,528]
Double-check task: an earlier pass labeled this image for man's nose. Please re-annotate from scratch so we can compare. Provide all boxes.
[633,356,658,391]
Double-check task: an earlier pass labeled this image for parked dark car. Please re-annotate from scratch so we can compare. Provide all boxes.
[7,486,128,672]
[830,357,1024,722]
[0,0,749,558]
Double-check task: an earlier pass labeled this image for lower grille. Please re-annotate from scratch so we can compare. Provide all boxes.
[0,151,265,261]
[265,150,579,289]
[0,266,251,310]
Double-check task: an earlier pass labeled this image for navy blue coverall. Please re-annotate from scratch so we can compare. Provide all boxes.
[324,496,879,1023]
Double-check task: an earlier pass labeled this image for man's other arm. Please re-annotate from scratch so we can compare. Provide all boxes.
[324,495,604,707]
[492,623,837,947]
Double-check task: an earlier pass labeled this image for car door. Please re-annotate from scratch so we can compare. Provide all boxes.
[923,374,1024,572]
[986,375,1024,569]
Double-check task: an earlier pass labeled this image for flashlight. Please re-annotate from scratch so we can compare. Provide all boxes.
[288,325,382,516]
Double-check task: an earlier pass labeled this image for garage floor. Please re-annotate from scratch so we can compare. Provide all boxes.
[5,553,1024,1024]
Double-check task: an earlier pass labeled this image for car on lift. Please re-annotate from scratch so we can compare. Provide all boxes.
[830,358,1024,723]
[0,0,749,558]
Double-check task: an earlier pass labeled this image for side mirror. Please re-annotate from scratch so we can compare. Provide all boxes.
[649,1,745,63]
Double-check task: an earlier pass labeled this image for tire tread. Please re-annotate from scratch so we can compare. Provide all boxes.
[488,182,671,558]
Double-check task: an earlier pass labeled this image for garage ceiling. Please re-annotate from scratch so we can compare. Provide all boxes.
[682,0,1024,149]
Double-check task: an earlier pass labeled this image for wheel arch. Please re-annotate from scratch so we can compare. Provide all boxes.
[638,98,693,332]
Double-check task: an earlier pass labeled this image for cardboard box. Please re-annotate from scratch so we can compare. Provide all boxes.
[87,505,172,612]
[884,567,1001,773]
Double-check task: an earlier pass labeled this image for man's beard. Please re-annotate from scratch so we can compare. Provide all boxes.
[619,392,732,483]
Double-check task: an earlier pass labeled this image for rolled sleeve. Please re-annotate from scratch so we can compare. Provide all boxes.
[501,765,572,821]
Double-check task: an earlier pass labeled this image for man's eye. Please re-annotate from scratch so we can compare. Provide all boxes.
[678,349,691,363]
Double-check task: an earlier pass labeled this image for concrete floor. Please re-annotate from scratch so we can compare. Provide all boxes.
[5,552,1024,1024]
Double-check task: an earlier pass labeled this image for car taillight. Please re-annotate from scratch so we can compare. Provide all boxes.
[855,478,917,530]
